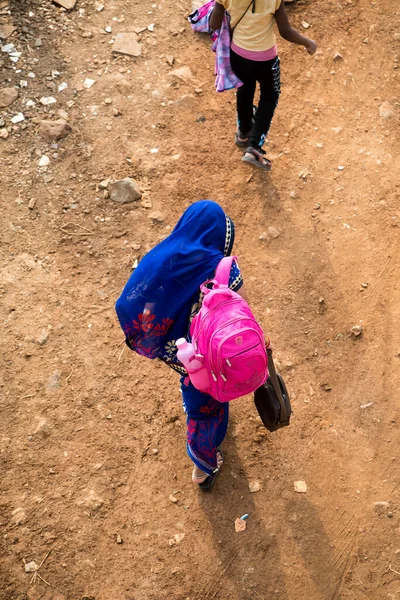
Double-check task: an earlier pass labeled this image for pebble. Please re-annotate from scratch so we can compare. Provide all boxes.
[166,55,175,66]
[379,101,393,120]
[333,52,343,61]
[0,86,19,108]
[113,32,142,57]
[81,30,93,38]
[169,494,178,503]
[394,33,400,41]
[98,178,110,189]
[40,96,56,106]
[104,98,112,105]
[289,190,298,199]
[374,501,390,513]
[149,211,165,224]
[84,78,95,89]
[248,481,261,493]
[294,480,308,493]
[38,155,50,167]
[301,21,310,29]
[11,112,24,124]
[141,198,152,208]
[53,0,77,8]
[34,38,42,47]
[25,561,38,573]
[28,198,36,210]
[350,325,362,338]
[116,534,123,544]
[0,128,9,139]
[267,226,281,240]
[360,402,373,409]
[37,329,50,345]
[109,177,142,204]
[39,119,71,141]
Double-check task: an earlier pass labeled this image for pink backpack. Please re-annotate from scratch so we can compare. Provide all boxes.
[189,256,268,402]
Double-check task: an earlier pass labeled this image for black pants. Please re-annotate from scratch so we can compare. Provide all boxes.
[230,50,281,150]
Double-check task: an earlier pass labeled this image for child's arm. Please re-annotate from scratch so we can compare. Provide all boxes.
[210,1,225,31]
[275,1,316,55]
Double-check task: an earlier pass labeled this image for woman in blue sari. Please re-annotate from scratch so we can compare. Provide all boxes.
[115,200,245,489]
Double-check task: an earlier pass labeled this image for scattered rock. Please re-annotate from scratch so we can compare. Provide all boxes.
[113,33,142,57]
[234,517,247,532]
[350,325,362,338]
[168,533,185,546]
[0,86,18,108]
[109,178,142,204]
[81,30,93,38]
[149,211,165,224]
[374,501,390,514]
[28,198,36,210]
[11,112,24,124]
[169,494,178,503]
[40,96,56,106]
[104,98,112,105]
[332,126,342,134]
[141,198,152,208]
[0,25,17,39]
[11,507,26,524]
[248,481,261,493]
[80,489,104,511]
[166,55,175,66]
[116,534,123,544]
[333,52,343,62]
[38,155,50,167]
[47,370,61,390]
[289,190,298,199]
[0,128,9,139]
[83,78,95,89]
[37,329,50,346]
[379,101,393,120]
[267,226,281,240]
[34,38,42,47]
[33,418,51,438]
[99,178,110,189]
[294,480,308,493]
[25,561,39,573]
[39,119,71,141]
[301,21,310,29]
[52,0,77,9]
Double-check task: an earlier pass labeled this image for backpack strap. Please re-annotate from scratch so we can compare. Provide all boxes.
[266,346,289,423]
[214,256,237,287]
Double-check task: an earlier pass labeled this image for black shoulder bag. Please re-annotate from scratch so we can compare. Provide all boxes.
[254,346,292,432]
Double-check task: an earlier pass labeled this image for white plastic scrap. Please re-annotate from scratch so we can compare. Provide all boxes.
[11,113,25,124]
[83,78,96,89]
[40,96,56,106]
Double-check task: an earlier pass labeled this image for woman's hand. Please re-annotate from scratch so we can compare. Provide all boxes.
[304,38,317,55]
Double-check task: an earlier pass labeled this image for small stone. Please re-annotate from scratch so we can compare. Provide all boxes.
[104,98,112,105]
[393,32,400,41]
[81,30,93,38]
[338,165,345,171]
[0,86,19,108]
[301,21,310,29]
[11,112,24,124]
[361,282,368,289]
[0,128,9,139]
[316,142,323,148]
[350,325,362,338]
[33,418,51,438]
[99,178,110,189]
[0,25,17,40]
[289,190,298,199]
[109,178,142,204]
[27,585,43,600]
[374,501,390,514]
[38,155,50,167]
[84,78,96,89]
[149,211,165,224]
[248,481,261,493]
[363,37,369,44]
[95,0,104,10]
[105,25,112,33]
[112,107,121,117]
[294,480,307,493]
[169,494,178,503]
[113,33,142,57]
[168,533,185,546]
[148,23,155,32]
[333,52,343,62]
[34,38,42,47]
[332,126,342,134]
[267,226,281,240]
[40,96,57,106]
[52,0,77,9]
[379,101,393,120]
[234,518,247,532]
[360,402,373,409]
[259,232,267,241]
[25,561,39,573]
[39,119,71,141]
[141,197,152,208]
[166,55,175,66]
[116,534,123,544]
[133,26,147,34]
[37,329,50,345]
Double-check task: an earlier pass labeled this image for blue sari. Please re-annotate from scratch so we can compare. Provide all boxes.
[116,200,240,475]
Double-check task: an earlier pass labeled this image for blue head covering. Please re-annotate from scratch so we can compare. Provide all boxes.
[115,200,235,362]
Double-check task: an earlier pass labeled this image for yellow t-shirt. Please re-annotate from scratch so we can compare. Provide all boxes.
[216,0,281,52]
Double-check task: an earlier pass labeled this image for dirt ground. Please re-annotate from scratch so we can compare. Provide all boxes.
[1,0,399,598]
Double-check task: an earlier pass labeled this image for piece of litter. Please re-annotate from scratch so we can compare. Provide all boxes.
[11,112,25,124]
[24,561,38,573]
[360,402,373,409]
[38,155,50,167]
[84,78,96,89]
[235,518,247,532]
[40,96,56,106]
[169,494,178,503]
[58,82,68,92]
[150,148,159,154]
[294,480,308,493]
[248,481,261,493]
[240,514,249,520]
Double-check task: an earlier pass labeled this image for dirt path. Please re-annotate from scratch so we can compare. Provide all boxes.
[1,0,399,599]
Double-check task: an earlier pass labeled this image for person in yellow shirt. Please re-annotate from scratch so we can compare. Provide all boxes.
[210,0,316,170]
